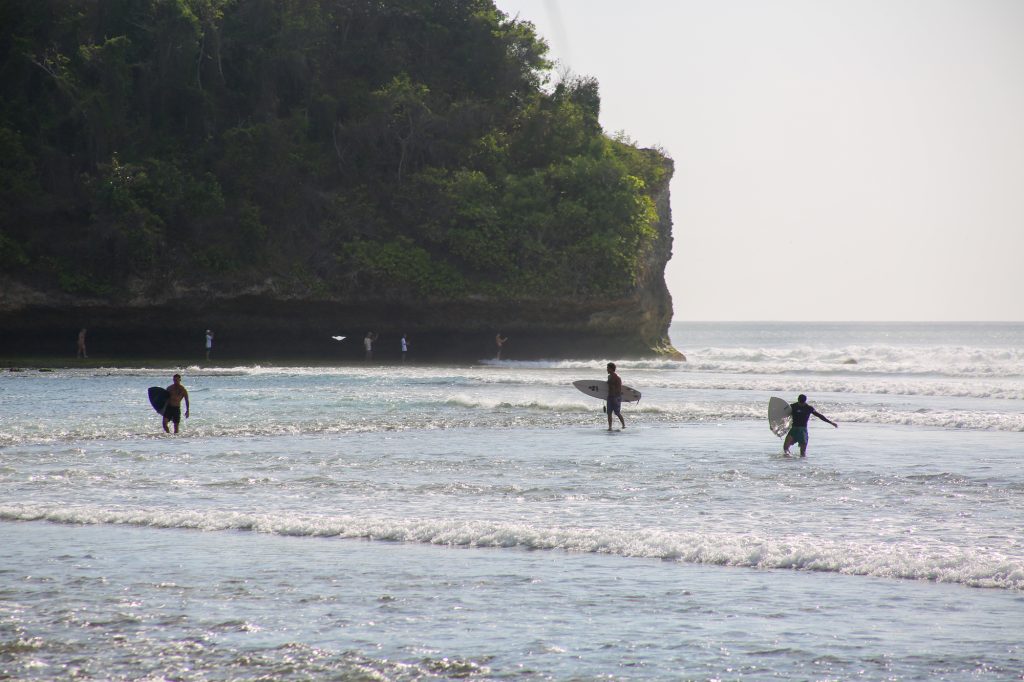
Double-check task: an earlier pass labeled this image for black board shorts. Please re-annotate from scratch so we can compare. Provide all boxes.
[164,405,181,424]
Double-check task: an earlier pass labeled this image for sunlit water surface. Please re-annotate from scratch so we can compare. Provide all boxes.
[2,322,1022,680]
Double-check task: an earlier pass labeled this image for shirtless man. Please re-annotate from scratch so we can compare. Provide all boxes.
[163,374,190,434]
[783,394,837,456]
[606,362,626,431]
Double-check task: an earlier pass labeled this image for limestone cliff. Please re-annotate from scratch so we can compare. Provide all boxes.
[0,0,680,361]
[0,162,676,361]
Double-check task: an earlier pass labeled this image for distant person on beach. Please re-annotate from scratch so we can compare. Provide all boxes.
[205,329,214,361]
[495,333,509,360]
[163,374,190,434]
[364,332,377,360]
[784,394,837,457]
[401,334,409,362]
[606,362,626,431]
[76,328,87,358]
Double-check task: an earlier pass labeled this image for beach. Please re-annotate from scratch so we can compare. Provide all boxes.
[2,321,1022,680]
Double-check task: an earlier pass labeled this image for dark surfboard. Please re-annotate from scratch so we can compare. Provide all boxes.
[148,386,169,415]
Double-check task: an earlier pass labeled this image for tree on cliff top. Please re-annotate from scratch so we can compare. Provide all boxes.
[0,0,670,300]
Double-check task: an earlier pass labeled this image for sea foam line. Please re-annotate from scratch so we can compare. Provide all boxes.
[2,400,1022,448]
[3,505,1021,592]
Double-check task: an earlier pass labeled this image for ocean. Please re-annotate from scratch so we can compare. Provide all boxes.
[1,321,1022,680]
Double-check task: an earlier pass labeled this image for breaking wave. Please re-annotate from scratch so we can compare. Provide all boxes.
[4,505,1021,591]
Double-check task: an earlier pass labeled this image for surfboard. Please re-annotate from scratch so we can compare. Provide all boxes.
[768,396,792,437]
[572,380,642,403]
[331,335,346,341]
[148,386,169,415]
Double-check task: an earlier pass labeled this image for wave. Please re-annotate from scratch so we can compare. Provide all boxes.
[479,358,687,370]
[2,399,1021,448]
[649,376,1024,401]
[680,344,1024,378]
[4,505,1021,591]
[441,394,672,414]
[10,357,1024,400]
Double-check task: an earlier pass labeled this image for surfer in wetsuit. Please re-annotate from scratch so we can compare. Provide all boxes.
[163,374,190,434]
[784,394,837,456]
[606,362,626,431]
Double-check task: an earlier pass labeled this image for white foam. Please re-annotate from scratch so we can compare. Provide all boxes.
[3,505,1020,591]
[1,398,1020,448]
[682,344,1024,378]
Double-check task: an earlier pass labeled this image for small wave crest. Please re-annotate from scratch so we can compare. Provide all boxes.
[1,400,1020,448]
[3,505,1021,591]
[478,358,686,370]
[683,344,1024,378]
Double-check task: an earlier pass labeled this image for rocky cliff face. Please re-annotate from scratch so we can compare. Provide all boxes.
[2,1,681,362]
[0,166,677,362]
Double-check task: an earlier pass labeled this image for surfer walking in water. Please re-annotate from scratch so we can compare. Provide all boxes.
[606,362,626,431]
[163,374,190,434]
[783,394,837,456]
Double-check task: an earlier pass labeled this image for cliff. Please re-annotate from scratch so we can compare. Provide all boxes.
[0,161,675,360]
[0,0,678,361]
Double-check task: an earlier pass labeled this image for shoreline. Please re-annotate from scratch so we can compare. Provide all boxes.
[0,355,602,371]
[1,352,688,371]
[0,356,429,371]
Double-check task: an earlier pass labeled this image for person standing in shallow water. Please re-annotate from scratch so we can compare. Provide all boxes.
[364,332,377,360]
[163,374,190,434]
[606,362,626,431]
[495,333,508,360]
[76,328,87,358]
[784,394,837,456]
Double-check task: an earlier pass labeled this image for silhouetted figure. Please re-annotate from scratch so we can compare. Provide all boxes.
[783,394,838,457]
[495,332,509,360]
[606,362,626,431]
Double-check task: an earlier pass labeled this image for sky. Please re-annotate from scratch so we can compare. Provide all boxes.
[493,0,1024,321]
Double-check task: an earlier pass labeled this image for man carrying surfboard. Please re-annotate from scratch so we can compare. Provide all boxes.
[163,374,190,434]
[783,394,837,456]
[606,362,626,431]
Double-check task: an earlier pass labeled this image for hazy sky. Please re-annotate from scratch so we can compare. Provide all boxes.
[494,0,1024,321]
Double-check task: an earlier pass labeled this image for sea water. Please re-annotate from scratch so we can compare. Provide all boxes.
[1,322,1022,680]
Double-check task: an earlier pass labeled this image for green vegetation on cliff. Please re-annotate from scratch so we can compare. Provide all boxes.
[0,0,670,301]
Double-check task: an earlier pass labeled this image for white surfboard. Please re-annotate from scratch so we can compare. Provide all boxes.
[768,397,792,437]
[573,380,642,403]
[331,335,346,341]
